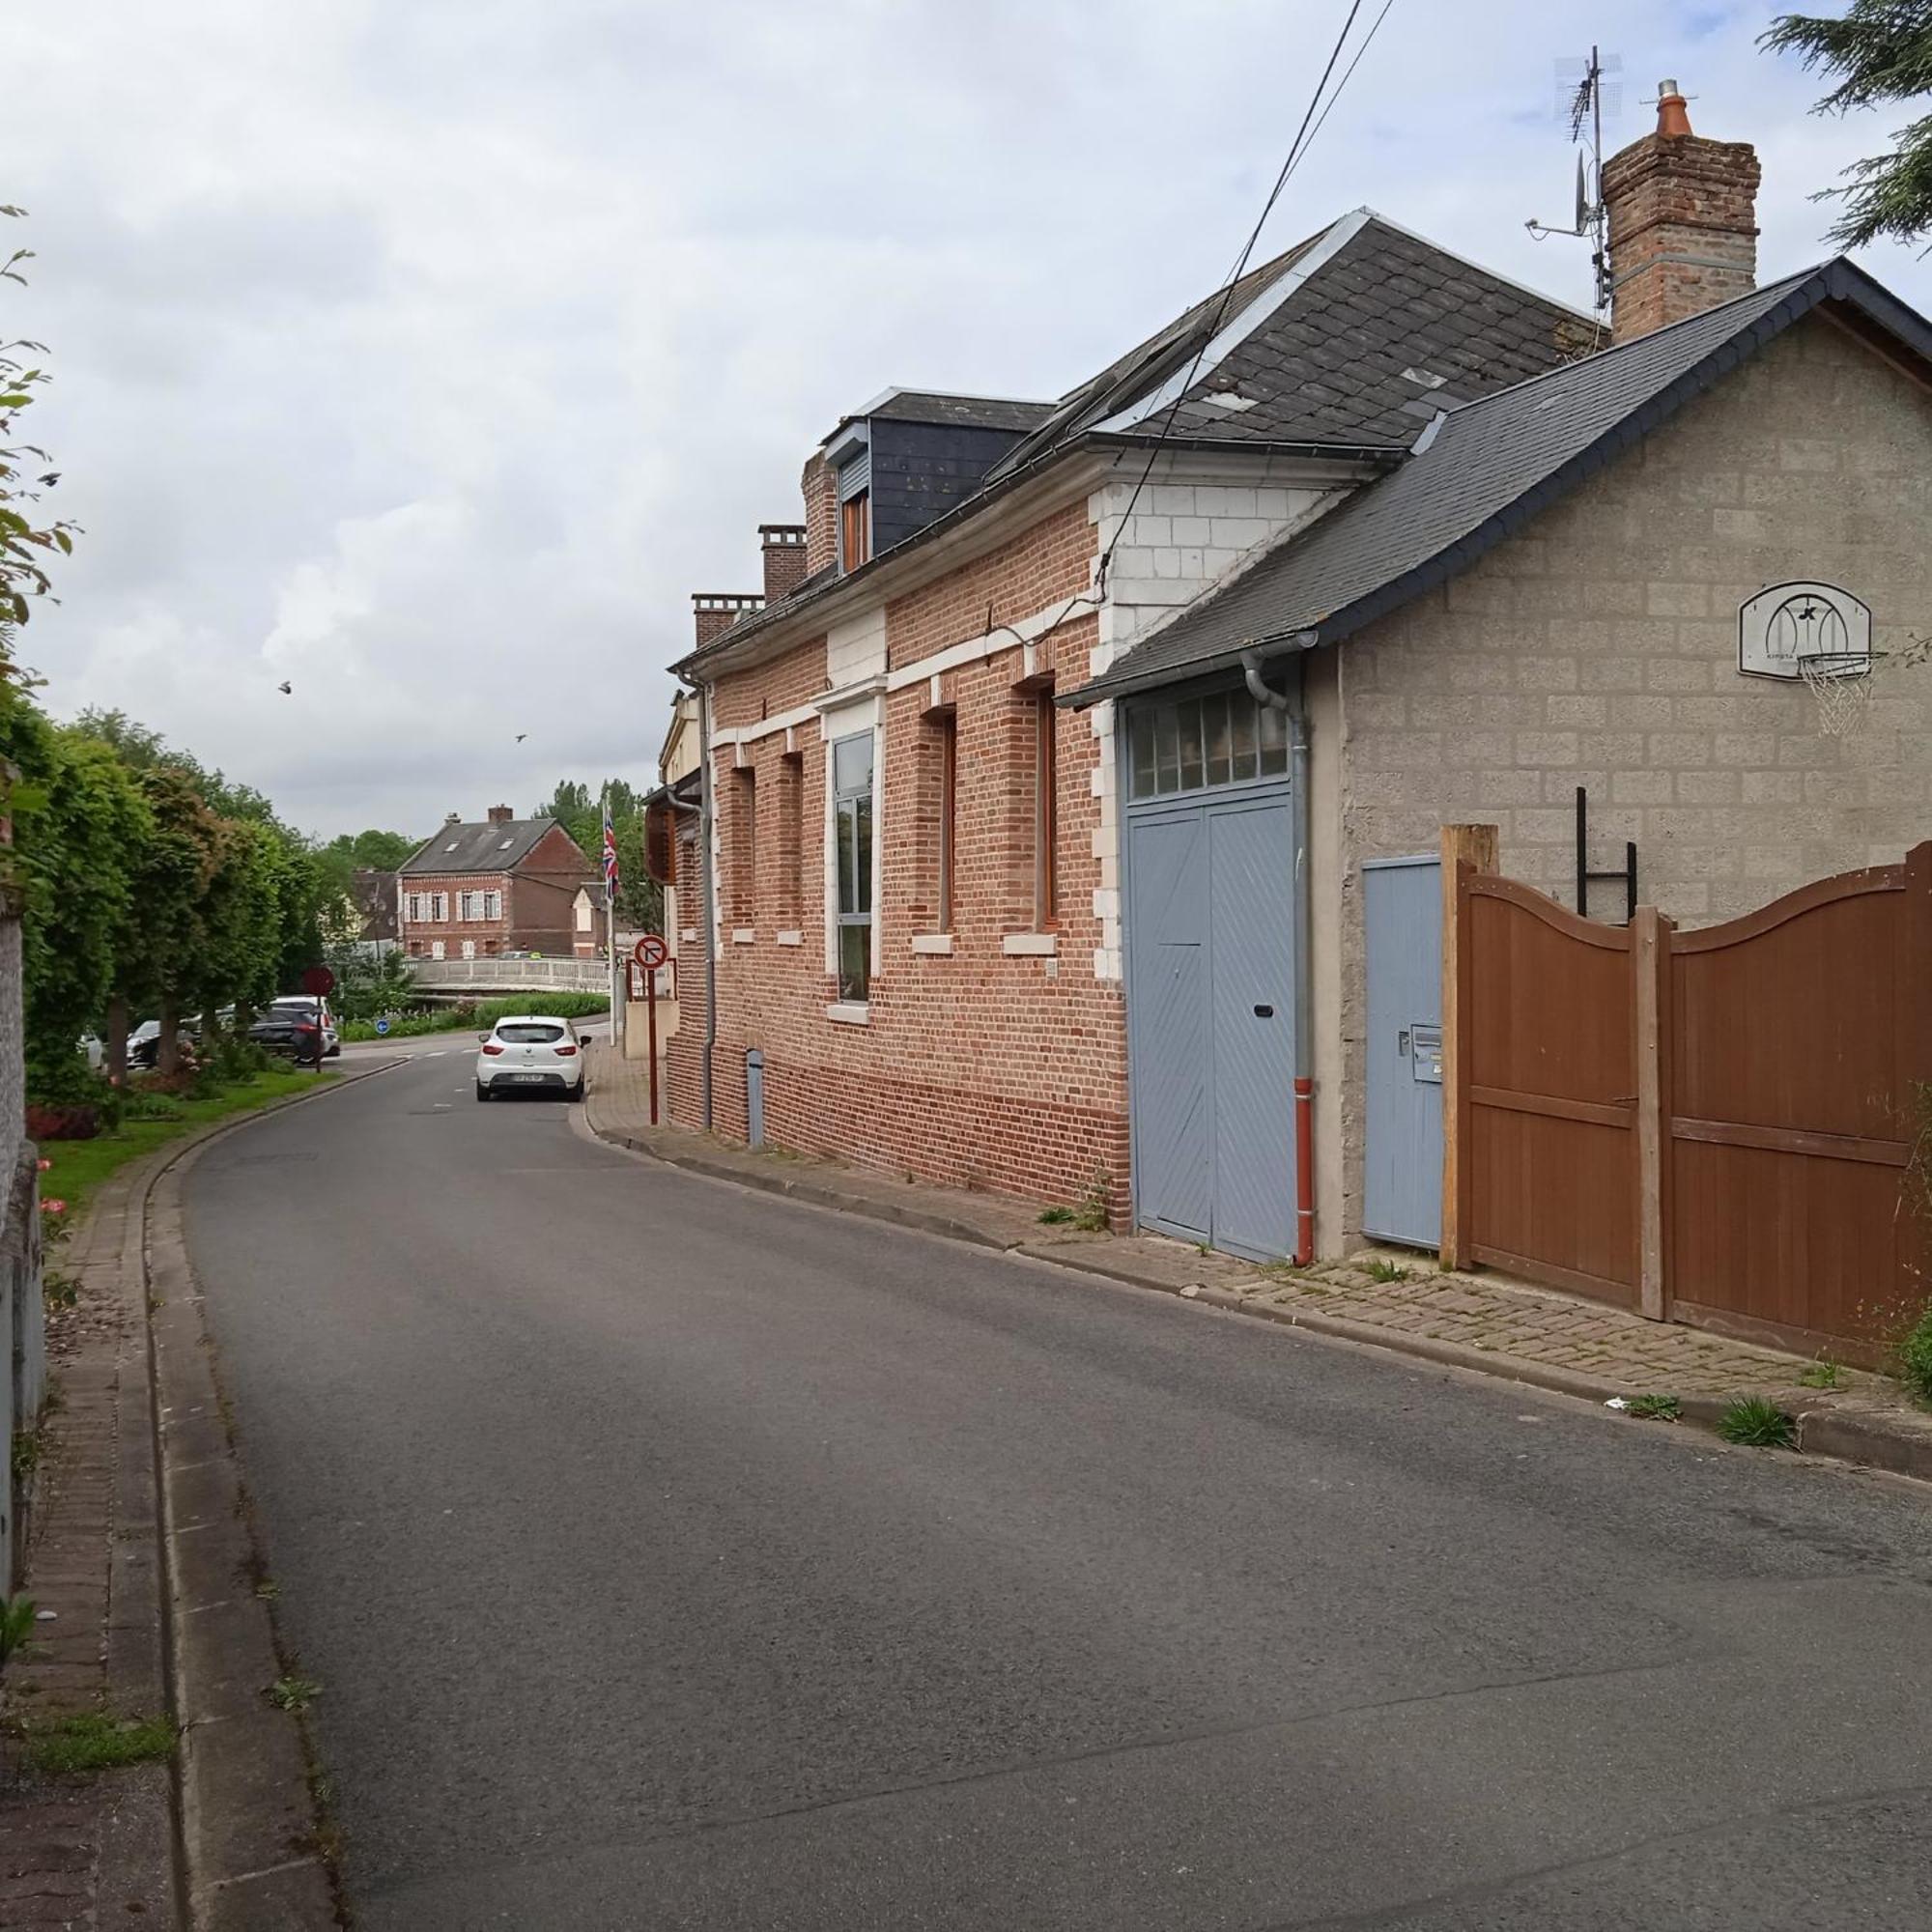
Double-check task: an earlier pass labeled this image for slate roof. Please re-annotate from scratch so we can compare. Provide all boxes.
[988,211,1595,479]
[678,211,1592,682]
[1070,259,1930,705]
[861,389,1055,434]
[401,817,576,876]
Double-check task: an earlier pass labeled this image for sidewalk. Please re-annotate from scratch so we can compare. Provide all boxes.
[584,1044,1932,1482]
[1,1155,177,1928]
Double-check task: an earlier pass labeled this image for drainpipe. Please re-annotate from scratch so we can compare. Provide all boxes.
[680,672,718,1130]
[1243,649,1317,1265]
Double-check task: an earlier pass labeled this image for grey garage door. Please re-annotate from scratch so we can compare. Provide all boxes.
[1126,793,1295,1260]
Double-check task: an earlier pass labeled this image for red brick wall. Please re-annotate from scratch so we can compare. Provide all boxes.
[712,637,828,730]
[669,504,1130,1224]
[400,871,514,955]
[886,500,1094,670]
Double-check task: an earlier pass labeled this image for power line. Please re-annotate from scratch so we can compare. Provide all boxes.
[1096,0,1394,597]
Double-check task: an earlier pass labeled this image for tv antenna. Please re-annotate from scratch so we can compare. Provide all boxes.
[1526,47,1620,316]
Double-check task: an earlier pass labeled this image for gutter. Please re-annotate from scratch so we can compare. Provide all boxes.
[1064,628,1320,708]
[1242,650,1317,1266]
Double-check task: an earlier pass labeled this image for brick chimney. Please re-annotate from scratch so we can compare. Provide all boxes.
[1602,80,1761,343]
[802,452,839,577]
[692,592,764,649]
[760,524,809,602]
[486,804,514,825]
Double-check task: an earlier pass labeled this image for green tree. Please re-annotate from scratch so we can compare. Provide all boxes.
[317,827,418,903]
[115,765,219,1077]
[196,815,289,1028]
[0,710,150,1093]
[532,778,661,928]
[1763,2,1932,247]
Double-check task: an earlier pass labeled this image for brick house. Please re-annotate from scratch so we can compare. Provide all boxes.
[399,807,597,959]
[664,251,1587,1215]
[1072,87,1932,1262]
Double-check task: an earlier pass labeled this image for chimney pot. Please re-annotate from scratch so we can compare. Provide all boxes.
[1656,79,1691,139]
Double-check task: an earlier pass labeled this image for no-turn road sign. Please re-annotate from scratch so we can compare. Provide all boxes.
[634,933,669,972]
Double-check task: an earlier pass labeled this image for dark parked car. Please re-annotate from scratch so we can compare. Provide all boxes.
[247,997,340,1061]
[247,1008,327,1065]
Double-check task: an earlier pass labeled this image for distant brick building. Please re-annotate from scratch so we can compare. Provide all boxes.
[399,808,596,960]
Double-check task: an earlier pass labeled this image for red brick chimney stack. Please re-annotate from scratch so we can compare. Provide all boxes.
[691,592,764,649]
[760,524,809,603]
[1601,80,1761,343]
[486,804,514,825]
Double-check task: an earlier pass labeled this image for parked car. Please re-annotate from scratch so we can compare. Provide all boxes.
[128,1019,195,1070]
[474,1016,584,1101]
[247,996,340,1060]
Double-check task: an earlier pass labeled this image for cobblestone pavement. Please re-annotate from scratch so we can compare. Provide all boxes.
[584,1044,1922,1430]
[0,1155,177,1930]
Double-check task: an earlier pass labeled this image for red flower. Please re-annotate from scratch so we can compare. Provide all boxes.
[40,1198,67,1215]
[36,1156,51,1172]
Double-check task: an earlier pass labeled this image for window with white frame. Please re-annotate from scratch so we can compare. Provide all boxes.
[484,889,501,920]
[459,891,478,922]
[832,731,874,1002]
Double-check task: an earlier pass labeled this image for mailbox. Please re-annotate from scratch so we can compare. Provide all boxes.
[1408,1022,1443,1085]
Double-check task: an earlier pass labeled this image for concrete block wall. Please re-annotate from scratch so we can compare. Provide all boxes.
[1327,312,1932,1242]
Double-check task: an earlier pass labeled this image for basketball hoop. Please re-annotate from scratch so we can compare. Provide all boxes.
[1798,651,1876,738]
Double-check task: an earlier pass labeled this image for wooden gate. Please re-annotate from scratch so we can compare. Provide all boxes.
[1444,835,1932,1365]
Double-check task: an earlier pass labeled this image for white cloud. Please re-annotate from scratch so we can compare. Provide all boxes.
[11,0,1929,836]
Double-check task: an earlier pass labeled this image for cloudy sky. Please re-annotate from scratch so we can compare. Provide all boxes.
[13,1,1926,838]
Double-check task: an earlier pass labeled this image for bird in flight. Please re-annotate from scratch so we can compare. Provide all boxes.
[277,681,293,696]
[515,732,527,743]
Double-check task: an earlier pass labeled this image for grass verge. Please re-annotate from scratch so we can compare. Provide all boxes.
[39,1068,334,1222]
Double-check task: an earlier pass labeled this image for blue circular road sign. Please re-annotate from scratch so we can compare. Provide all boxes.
[375,1017,391,1037]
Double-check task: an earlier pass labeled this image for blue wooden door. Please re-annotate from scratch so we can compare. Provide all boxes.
[1208,800,1295,1258]
[1126,794,1295,1256]
[1125,810,1212,1239]
[1363,855,1444,1249]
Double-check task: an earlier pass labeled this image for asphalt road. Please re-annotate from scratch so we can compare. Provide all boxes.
[183,1051,1932,1931]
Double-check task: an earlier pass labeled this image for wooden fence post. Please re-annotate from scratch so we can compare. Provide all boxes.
[1439,823,1498,1270]
[1632,905,1671,1321]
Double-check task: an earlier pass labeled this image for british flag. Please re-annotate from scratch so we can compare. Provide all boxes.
[602,800,620,891]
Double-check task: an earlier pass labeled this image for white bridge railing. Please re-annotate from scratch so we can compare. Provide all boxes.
[411,957,608,993]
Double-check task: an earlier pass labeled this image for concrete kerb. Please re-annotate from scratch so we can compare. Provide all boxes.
[128,1059,397,1929]
[579,1105,1932,1488]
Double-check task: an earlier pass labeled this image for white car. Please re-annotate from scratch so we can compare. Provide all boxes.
[475,1016,585,1101]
